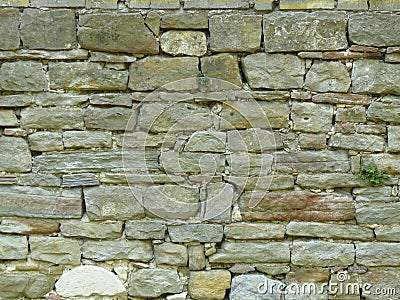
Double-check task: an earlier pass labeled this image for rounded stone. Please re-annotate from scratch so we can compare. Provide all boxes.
[161,30,207,56]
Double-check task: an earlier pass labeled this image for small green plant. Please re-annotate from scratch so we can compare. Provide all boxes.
[197,71,210,87]
[356,162,389,185]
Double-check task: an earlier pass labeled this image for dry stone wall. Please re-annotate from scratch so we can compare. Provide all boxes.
[0,0,400,299]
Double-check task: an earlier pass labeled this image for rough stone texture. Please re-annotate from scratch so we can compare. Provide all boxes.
[356,243,400,266]
[329,133,385,152]
[353,186,396,202]
[299,133,326,150]
[0,218,60,234]
[368,96,400,123]
[361,269,400,300]
[128,0,180,9]
[129,56,198,91]
[49,62,129,91]
[21,107,84,130]
[292,240,355,267]
[375,227,400,242]
[0,61,47,91]
[188,270,231,300]
[349,13,400,47]
[0,137,31,172]
[34,93,88,106]
[128,268,183,298]
[388,126,400,152]
[291,102,333,133]
[29,132,63,152]
[305,61,351,92]
[169,224,223,242]
[230,274,282,300]
[185,131,226,153]
[162,11,208,29]
[370,0,400,10]
[189,245,206,270]
[0,274,54,299]
[264,12,347,52]
[21,9,76,50]
[352,60,400,95]
[30,236,81,265]
[336,106,367,123]
[356,202,400,225]
[161,31,207,56]
[0,109,18,127]
[297,173,366,189]
[209,15,262,52]
[78,13,158,54]
[62,173,99,187]
[224,223,286,240]
[0,235,28,259]
[280,0,335,9]
[125,220,167,239]
[362,153,400,175]
[30,0,85,7]
[154,242,188,266]
[84,106,132,131]
[242,53,305,89]
[201,54,242,86]
[337,0,368,10]
[0,9,20,50]
[60,220,122,239]
[185,0,249,9]
[63,131,112,149]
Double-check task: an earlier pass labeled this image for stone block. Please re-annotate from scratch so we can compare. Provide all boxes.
[280,0,334,9]
[188,245,206,270]
[230,274,282,300]
[154,242,188,266]
[0,61,47,91]
[161,30,207,56]
[0,217,60,234]
[0,235,28,259]
[0,274,54,299]
[367,96,400,123]
[29,132,63,152]
[21,107,84,130]
[0,8,20,50]
[62,173,99,187]
[60,220,122,238]
[169,224,223,242]
[162,11,208,29]
[305,61,351,92]
[356,202,400,225]
[201,54,242,86]
[34,93,88,106]
[63,131,112,149]
[353,186,396,202]
[30,0,85,7]
[336,106,367,123]
[297,173,366,189]
[291,102,333,133]
[84,106,133,131]
[188,270,231,300]
[337,0,368,10]
[356,242,400,266]
[224,223,286,240]
[184,0,249,9]
[299,133,326,150]
[0,110,18,127]
[0,137,31,172]
[86,0,117,8]
[329,133,385,152]
[125,220,167,239]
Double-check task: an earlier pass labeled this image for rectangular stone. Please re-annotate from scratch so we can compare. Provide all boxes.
[155,242,188,266]
[367,96,400,123]
[291,102,333,133]
[125,220,167,239]
[292,241,355,267]
[274,150,350,173]
[280,0,334,9]
[299,133,326,150]
[329,133,385,152]
[0,0,28,6]
[162,11,208,29]
[370,0,400,10]
[33,93,88,106]
[227,129,279,152]
[84,106,133,131]
[0,94,33,107]
[224,174,295,191]
[209,242,290,264]
[0,186,82,219]
[30,236,81,265]
[357,125,386,135]
[287,222,374,241]
[60,221,122,239]
[0,218,60,234]
[28,131,64,152]
[82,240,153,261]
[0,8,20,50]
[86,0,117,8]
[356,202,400,225]
[356,243,400,266]
[264,12,347,52]
[0,61,47,92]
[240,191,354,222]
[0,236,28,259]
[297,173,366,189]
[128,0,180,8]
[224,223,286,240]
[62,173,100,187]
[0,49,88,60]
[169,224,223,242]
[337,0,368,10]
[89,93,132,106]
[361,270,400,300]
[30,0,85,7]
[0,137,31,173]
[388,126,400,152]
[353,186,397,202]
[254,0,274,10]
[312,93,372,106]
[386,53,400,62]
[18,174,61,187]
[21,107,83,130]
[336,106,366,123]
[49,62,128,91]
[362,153,400,175]
[63,131,112,149]
[184,0,249,9]
[0,109,18,126]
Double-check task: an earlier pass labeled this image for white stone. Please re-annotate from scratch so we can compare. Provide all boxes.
[167,291,188,300]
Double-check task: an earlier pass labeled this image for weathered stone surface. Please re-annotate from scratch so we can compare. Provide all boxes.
[0,109,18,126]
[287,222,373,241]
[312,93,372,106]
[349,13,400,47]
[161,31,206,56]
[49,62,128,91]
[242,53,305,89]
[388,126,400,152]
[185,131,226,153]
[240,191,354,222]
[84,106,132,131]
[356,202,400,224]
[89,93,133,106]
[361,269,400,300]
[128,0,180,8]
[254,0,274,10]
[292,240,355,266]
[227,153,273,176]
[224,174,294,191]
[189,270,231,300]
[30,0,85,7]
[33,93,88,106]
[356,243,400,266]
[225,223,285,240]
[280,0,334,9]
[299,133,326,150]
[0,49,88,60]
[264,12,347,52]
[129,56,198,91]
[297,173,366,189]
[370,0,400,10]
[125,220,167,239]
[329,133,385,152]
[0,9,20,50]
[78,13,158,54]
[0,218,59,234]
[60,220,122,238]
[201,54,242,86]
[30,236,81,265]
[353,186,396,202]
[0,235,28,259]
[162,11,208,29]
[209,242,290,263]
[337,0,368,10]
[55,266,126,298]
[185,0,249,9]
[0,137,31,172]
[291,102,333,133]
[63,131,112,149]
[0,94,33,107]
[169,224,223,242]
[29,132,63,152]
[305,61,351,93]
[21,9,76,50]
[83,239,152,261]
[368,96,400,123]
[155,242,188,266]
[128,268,183,298]
[21,107,84,130]
[352,60,400,95]
[0,61,47,91]
[209,15,262,52]
[336,106,366,123]
[189,245,206,270]
[274,150,350,173]
[230,274,282,300]
[84,186,144,220]
[203,182,234,222]
[18,174,61,187]
[375,227,400,242]
[90,52,137,64]
[86,0,117,8]
[0,274,54,299]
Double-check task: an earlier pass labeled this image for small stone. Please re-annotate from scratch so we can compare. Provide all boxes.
[89,93,133,106]
[201,54,242,86]
[229,264,255,274]
[388,126,400,152]
[0,61,47,92]
[0,137,31,172]
[29,132,63,152]
[312,93,371,106]
[84,106,133,131]
[162,11,208,29]
[61,220,122,239]
[188,245,206,270]
[224,223,286,240]
[299,133,326,150]
[0,9,20,50]
[280,0,334,9]
[125,220,167,240]
[255,264,290,275]
[0,110,18,127]
[0,235,28,259]
[188,270,231,300]
[254,0,274,10]
[227,129,281,152]
[0,218,59,234]
[154,242,188,266]
[169,224,223,242]
[356,243,400,266]
[161,30,206,57]
[63,131,112,149]
[337,0,368,10]
[184,0,249,9]
[291,102,333,133]
[305,61,351,93]
[21,107,84,130]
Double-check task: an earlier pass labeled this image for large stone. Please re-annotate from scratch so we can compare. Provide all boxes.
[63,131,112,149]
[292,240,355,267]
[30,236,81,265]
[349,13,400,47]
[370,0,400,10]
[0,9,20,50]
[224,223,286,240]
[353,186,396,202]
[169,224,223,242]
[60,220,123,239]
[280,0,334,9]
[154,242,188,266]
[240,191,354,222]
[21,107,84,130]
[356,202,400,225]
[84,186,144,220]
[209,242,290,264]
[128,268,183,298]
[375,227,400,242]
[291,102,333,133]
[82,239,152,261]
[49,62,128,91]
[242,53,305,89]
[162,11,208,29]
[356,243,400,266]
[352,60,400,95]
[129,56,198,91]
[84,106,133,131]
[125,220,167,239]
[264,12,347,52]
[0,274,54,299]
[297,173,366,189]
[0,218,60,234]
[367,96,400,123]
[188,270,231,300]
[0,61,47,91]
[0,137,31,172]
[230,274,282,300]
[287,222,373,241]
[0,236,28,259]
[388,126,400,152]
[21,9,76,50]
[78,13,158,54]
[361,153,400,175]
[201,54,242,86]
[185,0,249,8]
[185,131,226,153]
[209,14,261,52]
[28,131,63,152]
[203,182,234,222]
[305,61,351,92]
[161,30,207,56]
[329,133,385,152]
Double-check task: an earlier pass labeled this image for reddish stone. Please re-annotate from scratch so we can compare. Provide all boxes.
[312,93,372,106]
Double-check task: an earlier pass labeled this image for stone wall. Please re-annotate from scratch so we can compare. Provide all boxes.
[1,0,400,299]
